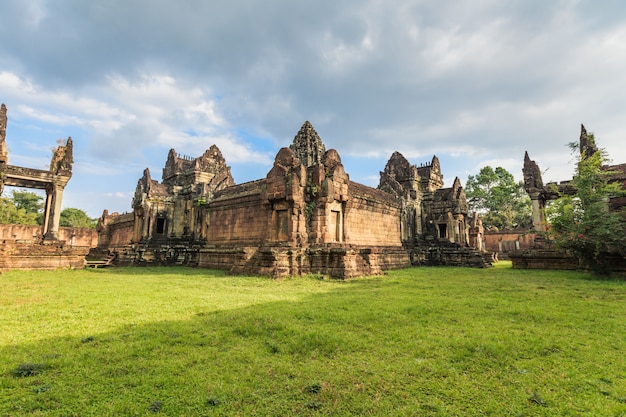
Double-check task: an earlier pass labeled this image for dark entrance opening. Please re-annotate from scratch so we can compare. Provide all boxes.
[156,217,166,234]
[438,223,447,239]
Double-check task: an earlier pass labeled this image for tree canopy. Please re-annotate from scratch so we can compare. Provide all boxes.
[0,190,43,225]
[465,166,531,230]
[59,208,97,229]
[0,189,96,228]
[546,136,626,274]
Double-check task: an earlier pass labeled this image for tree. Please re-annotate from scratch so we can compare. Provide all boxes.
[12,190,44,214]
[465,166,532,230]
[0,190,95,229]
[0,190,43,225]
[59,208,97,229]
[546,137,626,274]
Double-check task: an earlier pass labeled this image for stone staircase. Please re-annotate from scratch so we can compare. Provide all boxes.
[85,253,116,268]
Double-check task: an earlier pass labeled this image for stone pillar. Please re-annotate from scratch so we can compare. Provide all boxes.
[132,209,141,242]
[42,186,53,237]
[43,182,65,240]
[523,151,546,233]
[0,103,8,165]
[1,103,8,195]
[530,195,546,232]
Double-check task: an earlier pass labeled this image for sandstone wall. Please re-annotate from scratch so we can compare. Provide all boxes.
[0,224,97,247]
[99,213,135,247]
[208,180,270,245]
[0,224,41,241]
[509,249,579,270]
[483,230,536,257]
[199,244,411,279]
[345,182,402,246]
[0,241,90,270]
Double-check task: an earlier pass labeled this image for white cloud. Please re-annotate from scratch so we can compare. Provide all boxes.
[2,0,626,215]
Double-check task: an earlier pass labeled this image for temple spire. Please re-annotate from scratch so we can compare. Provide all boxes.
[579,123,598,158]
[289,121,326,167]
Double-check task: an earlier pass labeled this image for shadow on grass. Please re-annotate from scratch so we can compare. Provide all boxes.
[1,279,390,416]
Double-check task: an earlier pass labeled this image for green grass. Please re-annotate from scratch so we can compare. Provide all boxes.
[1,263,626,416]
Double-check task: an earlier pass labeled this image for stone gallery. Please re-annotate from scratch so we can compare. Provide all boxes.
[94,121,489,277]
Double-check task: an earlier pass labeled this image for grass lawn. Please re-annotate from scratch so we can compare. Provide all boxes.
[1,263,626,416]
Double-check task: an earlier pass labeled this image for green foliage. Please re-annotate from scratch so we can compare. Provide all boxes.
[2,266,626,415]
[11,190,44,214]
[546,137,626,274]
[465,166,531,230]
[0,190,95,228]
[304,201,316,221]
[59,207,97,229]
[0,190,43,225]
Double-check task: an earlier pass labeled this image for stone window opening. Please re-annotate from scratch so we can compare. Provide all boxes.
[438,223,447,239]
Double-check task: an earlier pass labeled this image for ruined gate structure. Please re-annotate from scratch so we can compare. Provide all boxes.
[0,103,74,240]
[0,103,91,270]
[510,125,626,271]
[522,125,626,234]
[94,121,490,277]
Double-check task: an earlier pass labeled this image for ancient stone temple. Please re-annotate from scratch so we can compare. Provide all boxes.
[94,121,489,277]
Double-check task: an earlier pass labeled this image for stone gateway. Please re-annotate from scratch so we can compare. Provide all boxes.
[0,103,93,271]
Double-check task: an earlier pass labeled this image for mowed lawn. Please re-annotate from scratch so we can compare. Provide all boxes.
[1,264,625,416]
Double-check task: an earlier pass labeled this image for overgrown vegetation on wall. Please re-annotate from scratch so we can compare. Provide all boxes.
[546,137,626,274]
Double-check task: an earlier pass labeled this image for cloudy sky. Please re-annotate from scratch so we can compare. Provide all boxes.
[1,0,625,217]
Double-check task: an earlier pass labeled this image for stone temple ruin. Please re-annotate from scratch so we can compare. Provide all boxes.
[0,103,92,270]
[94,121,489,277]
[522,125,626,234]
[510,125,626,271]
[0,103,74,240]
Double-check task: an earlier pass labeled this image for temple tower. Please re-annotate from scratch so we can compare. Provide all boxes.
[289,121,326,167]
